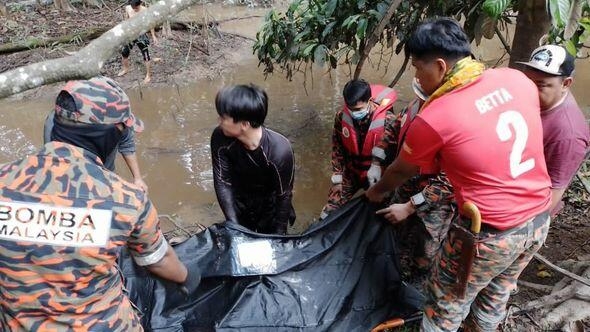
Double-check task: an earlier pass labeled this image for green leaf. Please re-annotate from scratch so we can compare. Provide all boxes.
[351,51,360,64]
[325,0,338,17]
[548,0,572,28]
[367,9,383,20]
[376,2,388,15]
[564,0,584,39]
[482,0,509,18]
[302,43,317,57]
[341,15,356,28]
[314,44,327,66]
[564,39,577,55]
[322,21,337,39]
[356,18,368,39]
[287,0,301,16]
[294,26,311,42]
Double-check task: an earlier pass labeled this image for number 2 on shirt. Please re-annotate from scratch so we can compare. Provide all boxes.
[496,110,535,179]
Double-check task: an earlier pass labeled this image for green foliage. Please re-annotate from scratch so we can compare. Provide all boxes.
[254,0,483,79]
[253,0,394,79]
[253,0,589,80]
[545,0,590,55]
[482,0,511,18]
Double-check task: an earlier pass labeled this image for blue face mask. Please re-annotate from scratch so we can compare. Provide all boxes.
[350,104,370,120]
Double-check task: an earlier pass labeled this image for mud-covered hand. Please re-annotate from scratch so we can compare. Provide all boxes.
[367,164,382,187]
[376,201,415,224]
[178,263,201,297]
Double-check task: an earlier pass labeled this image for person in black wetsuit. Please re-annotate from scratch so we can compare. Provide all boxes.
[211,84,296,235]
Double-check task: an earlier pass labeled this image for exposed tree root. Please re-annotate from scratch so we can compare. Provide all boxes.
[515,258,590,330]
[517,280,552,292]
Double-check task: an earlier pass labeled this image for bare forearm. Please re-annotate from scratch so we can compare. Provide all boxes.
[549,187,566,214]
[123,153,142,180]
[146,246,187,283]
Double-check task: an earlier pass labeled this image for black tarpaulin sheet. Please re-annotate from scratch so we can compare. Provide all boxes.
[121,198,424,331]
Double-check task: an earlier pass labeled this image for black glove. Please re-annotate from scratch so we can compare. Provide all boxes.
[177,263,201,297]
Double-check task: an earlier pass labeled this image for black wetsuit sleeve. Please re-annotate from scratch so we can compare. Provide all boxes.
[267,131,295,234]
[211,127,239,222]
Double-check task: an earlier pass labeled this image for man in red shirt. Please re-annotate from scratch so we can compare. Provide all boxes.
[518,45,590,216]
[367,18,551,331]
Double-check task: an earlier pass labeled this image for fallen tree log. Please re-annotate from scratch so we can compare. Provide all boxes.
[0,17,225,56]
[0,0,198,97]
[5,0,98,10]
[0,27,108,55]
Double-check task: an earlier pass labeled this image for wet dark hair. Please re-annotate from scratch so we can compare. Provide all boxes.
[404,17,471,62]
[215,84,268,128]
[342,79,371,107]
[129,0,141,7]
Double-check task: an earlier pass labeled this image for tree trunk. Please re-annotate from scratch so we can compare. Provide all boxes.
[509,0,551,67]
[161,20,172,37]
[353,0,402,79]
[0,27,108,55]
[0,0,198,98]
[0,2,8,16]
[54,0,76,11]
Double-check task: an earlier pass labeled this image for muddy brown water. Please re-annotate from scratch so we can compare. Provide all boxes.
[0,6,589,233]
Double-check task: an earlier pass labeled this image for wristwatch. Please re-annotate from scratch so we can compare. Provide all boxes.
[410,192,426,208]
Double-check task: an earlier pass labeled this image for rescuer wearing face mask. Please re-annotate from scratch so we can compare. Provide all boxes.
[0,76,199,332]
[320,79,397,219]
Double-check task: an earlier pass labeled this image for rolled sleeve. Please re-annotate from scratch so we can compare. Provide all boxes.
[118,128,136,155]
[127,199,166,266]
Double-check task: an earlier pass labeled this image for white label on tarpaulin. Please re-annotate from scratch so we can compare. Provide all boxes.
[236,240,276,274]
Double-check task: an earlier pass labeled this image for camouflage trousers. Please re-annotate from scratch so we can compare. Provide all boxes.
[324,171,363,213]
[414,204,456,270]
[422,212,550,332]
[393,177,456,271]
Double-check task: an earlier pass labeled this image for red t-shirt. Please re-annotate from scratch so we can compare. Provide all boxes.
[401,68,551,230]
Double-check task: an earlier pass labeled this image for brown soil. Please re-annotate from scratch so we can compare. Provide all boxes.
[2,2,589,330]
[0,0,252,99]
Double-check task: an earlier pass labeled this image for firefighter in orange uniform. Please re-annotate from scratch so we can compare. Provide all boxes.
[320,79,397,219]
